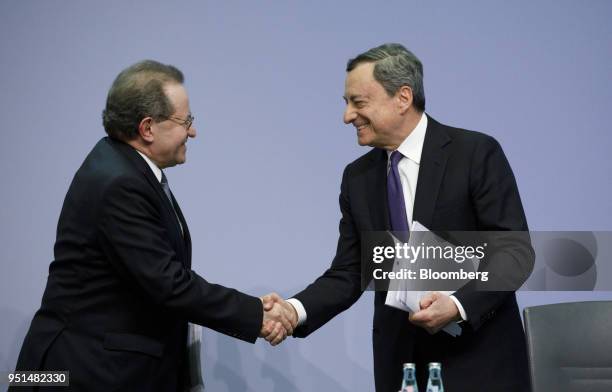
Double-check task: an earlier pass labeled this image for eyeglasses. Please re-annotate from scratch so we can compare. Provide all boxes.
[167,114,194,130]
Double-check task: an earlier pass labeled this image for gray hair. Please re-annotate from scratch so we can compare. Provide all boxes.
[102,60,184,141]
[346,43,425,112]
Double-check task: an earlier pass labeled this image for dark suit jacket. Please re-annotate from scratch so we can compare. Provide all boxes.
[13,137,263,391]
[293,115,534,392]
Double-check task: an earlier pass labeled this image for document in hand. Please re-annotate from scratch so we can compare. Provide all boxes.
[384,221,480,337]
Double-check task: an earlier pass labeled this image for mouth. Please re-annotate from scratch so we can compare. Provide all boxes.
[355,123,370,133]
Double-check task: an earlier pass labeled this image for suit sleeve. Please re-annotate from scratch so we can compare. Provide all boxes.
[97,175,263,343]
[453,135,535,331]
[292,165,364,337]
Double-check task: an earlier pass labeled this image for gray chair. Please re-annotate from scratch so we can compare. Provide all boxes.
[523,301,612,392]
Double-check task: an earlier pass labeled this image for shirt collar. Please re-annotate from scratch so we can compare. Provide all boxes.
[387,112,428,164]
[136,150,163,183]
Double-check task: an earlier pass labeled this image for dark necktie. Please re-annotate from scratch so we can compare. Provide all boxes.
[161,173,201,387]
[160,172,184,236]
[387,151,409,240]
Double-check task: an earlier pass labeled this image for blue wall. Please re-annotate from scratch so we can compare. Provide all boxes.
[1,1,611,390]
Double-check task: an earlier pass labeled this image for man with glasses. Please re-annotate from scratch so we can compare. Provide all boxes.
[12,60,293,391]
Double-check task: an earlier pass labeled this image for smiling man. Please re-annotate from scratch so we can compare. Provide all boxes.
[271,43,533,391]
[12,60,292,391]
[344,60,423,151]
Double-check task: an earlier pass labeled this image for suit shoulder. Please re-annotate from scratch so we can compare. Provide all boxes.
[429,119,504,158]
[440,123,499,147]
[343,148,385,175]
[439,119,499,145]
[72,138,148,194]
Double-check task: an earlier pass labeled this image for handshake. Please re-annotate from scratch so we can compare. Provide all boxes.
[259,293,299,346]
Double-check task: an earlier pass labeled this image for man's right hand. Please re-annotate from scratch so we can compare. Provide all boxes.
[259,293,298,346]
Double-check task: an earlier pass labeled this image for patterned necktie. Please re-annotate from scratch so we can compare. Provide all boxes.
[387,151,409,240]
[160,172,184,236]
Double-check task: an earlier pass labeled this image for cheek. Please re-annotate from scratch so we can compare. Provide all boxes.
[172,133,185,146]
[373,110,395,132]
[367,113,383,133]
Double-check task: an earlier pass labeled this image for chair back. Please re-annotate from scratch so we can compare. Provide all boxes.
[523,301,612,392]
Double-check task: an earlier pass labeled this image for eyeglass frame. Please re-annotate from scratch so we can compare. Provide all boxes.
[166,114,194,130]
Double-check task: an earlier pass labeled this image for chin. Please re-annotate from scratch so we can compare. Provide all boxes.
[358,137,375,147]
[174,154,186,165]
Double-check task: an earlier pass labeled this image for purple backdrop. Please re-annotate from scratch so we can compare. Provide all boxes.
[1,1,611,390]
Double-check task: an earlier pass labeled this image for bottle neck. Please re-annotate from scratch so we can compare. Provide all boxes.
[428,368,441,380]
[402,368,417,386]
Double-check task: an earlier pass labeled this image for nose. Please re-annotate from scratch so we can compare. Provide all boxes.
[188,125,196,138]
[343,104,356,124]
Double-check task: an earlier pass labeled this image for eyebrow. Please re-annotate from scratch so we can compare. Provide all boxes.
[343,94,366,102]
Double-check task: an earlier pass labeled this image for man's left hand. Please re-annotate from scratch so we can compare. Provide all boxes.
[408,291,460,334]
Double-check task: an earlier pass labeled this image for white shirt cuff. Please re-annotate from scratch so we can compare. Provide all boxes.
[449,295,468,321]
[286,298,307,326]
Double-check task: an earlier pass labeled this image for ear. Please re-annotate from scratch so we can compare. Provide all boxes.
[397,86,414,114]
[138,117,154,143]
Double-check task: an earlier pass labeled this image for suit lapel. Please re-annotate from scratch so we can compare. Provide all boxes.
[413,115,451,229]
[108,138,189,264]
[366,149,391,231]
